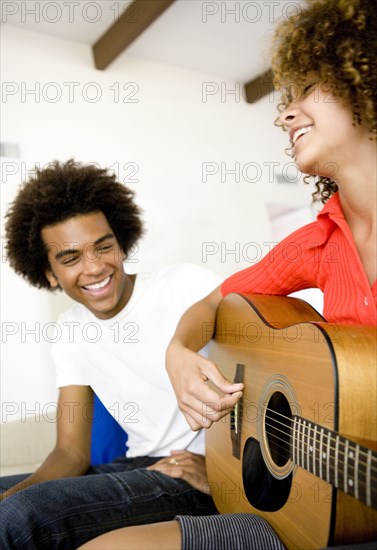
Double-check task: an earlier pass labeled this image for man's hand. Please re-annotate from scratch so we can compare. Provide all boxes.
[166,343,243,431]
[148,451,211,494]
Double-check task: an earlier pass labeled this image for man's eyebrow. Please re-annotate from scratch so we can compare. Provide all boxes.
[94,233,115,246]
[54,248,79,261]
[53,234,115,261]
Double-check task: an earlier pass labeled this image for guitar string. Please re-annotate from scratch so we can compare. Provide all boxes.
[230,400,377,483]
[233,397,377,468]
[234,412,377,495]
[262,417,377,485]
[252,408,377,479]
[263,430,377,501]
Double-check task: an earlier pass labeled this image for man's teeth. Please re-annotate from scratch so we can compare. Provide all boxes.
[293,126,312,144]
[84,277,110,290]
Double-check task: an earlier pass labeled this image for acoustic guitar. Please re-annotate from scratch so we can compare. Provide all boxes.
[206,293,377,549]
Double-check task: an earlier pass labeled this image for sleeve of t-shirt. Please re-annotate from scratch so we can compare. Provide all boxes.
[51,309,90,388]
[176,263,223,305]
[221,222,321,297]
[174,263,223,357]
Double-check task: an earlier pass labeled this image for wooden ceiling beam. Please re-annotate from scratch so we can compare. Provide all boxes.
[244,69,275,103]
[93,0,176,70]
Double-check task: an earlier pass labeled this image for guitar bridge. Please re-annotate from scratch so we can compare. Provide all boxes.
[230,363,245,459]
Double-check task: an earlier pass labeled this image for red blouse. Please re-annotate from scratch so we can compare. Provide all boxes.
[221,193,377,326]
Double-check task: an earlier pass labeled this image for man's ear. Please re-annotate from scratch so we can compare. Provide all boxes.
[45,268,60,288]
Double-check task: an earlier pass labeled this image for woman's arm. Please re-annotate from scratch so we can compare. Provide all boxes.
[166,285,243,431]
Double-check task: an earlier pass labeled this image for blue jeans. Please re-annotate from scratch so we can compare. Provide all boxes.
[0,455,217,549]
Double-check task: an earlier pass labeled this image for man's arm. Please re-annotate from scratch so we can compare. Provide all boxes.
[166,285,243,431]
[1,385,94,500]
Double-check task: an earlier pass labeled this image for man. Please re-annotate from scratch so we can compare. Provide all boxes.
[0,159,220,549]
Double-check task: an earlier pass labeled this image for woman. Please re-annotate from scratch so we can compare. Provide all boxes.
[79,0,376,548]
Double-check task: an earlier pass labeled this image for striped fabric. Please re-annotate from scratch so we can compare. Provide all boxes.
[177,513,286,550]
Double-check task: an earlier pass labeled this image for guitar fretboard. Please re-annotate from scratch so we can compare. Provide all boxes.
[291,416,377,510]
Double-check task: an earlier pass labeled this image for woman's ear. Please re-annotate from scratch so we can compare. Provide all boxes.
[45,268,60,288]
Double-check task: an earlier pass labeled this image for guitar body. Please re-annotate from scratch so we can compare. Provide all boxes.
[206,293,377,549]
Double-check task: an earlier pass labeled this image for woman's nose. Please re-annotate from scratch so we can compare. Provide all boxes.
[279,104,297,127]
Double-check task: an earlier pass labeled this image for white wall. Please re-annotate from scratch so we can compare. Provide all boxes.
[1,23,315,422]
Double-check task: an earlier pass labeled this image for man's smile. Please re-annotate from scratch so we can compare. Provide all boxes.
[82,276,112,291]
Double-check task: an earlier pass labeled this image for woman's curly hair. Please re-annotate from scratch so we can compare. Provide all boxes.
[5,159,144,290]
[271,0,376,202]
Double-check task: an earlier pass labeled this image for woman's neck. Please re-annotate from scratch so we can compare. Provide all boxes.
[338,183,376,287]
[336,134,376,222]
[336,151,377,286]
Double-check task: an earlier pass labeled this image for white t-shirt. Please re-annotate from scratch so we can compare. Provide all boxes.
[52,263,222,457]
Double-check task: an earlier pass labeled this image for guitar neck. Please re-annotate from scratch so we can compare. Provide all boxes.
[291,415,377,509]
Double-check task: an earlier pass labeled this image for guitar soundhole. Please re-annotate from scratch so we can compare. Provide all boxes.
[242,390,293,512]
[242,438,292,511]
[266,391,292,468]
